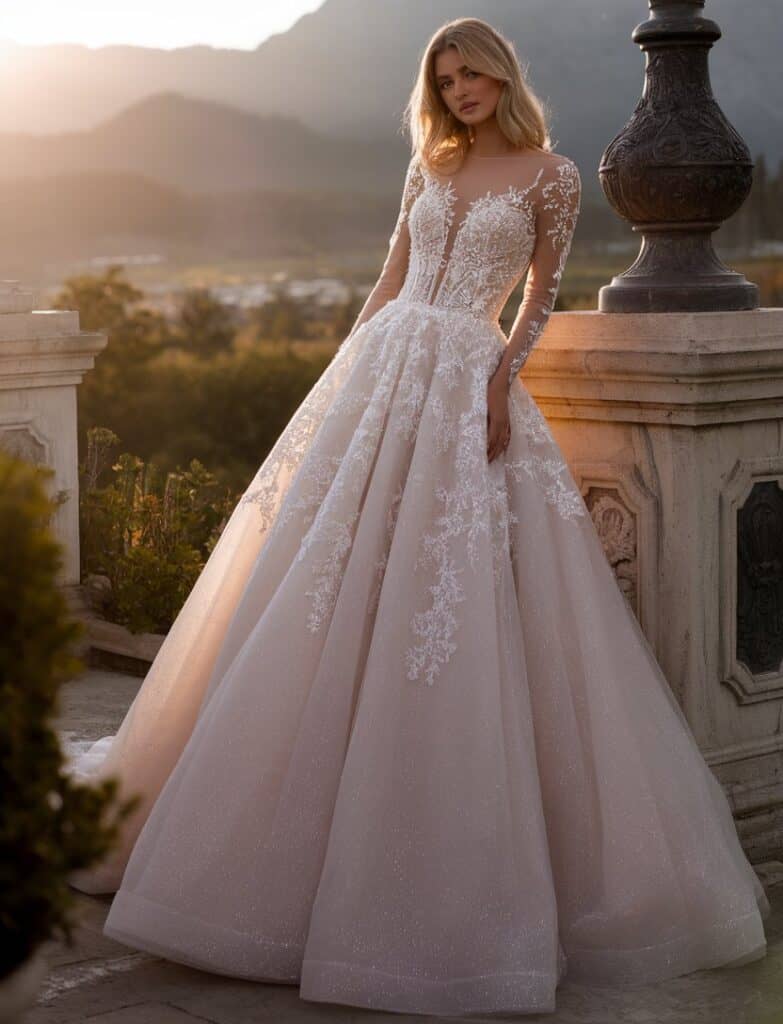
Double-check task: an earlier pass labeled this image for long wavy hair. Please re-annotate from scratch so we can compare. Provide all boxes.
[403,18,552,175]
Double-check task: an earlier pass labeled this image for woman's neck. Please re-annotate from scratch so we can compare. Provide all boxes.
[468,118,517,158]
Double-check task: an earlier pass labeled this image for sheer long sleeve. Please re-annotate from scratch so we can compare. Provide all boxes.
[503,159,581,388]
[346,155,424,340]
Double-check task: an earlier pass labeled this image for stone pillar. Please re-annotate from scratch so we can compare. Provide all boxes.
[0,281,107,585]
[527,307,783,862]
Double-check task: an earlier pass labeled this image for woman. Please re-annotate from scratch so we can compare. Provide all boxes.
[69,17,769,1017]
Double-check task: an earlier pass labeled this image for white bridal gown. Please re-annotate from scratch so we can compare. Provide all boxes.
[67,147,769,1017]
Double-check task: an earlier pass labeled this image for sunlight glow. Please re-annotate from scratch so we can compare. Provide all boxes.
[0,1,324,51]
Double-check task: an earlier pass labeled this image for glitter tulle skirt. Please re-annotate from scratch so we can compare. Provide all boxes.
[67,298,768,1017]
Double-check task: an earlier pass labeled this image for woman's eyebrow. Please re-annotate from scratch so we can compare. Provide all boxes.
[436,64,469,82]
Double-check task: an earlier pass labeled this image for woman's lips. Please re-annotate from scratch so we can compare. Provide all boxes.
[460,101,478,113]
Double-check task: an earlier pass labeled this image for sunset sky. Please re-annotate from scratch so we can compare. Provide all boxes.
[0,1,325,50]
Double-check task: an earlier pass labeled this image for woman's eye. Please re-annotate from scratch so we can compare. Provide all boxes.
[466,70,479,79]
[440,81,452,90]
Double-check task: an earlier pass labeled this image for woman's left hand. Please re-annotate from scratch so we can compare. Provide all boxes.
[486,370,511,463]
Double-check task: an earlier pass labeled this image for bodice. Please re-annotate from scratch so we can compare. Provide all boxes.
[349,149,581,383]
[399,167,541,323]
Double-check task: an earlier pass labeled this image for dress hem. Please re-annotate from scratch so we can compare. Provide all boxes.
[299,958,557,1017]
[563,903,767,987]
[103,888,767,1016]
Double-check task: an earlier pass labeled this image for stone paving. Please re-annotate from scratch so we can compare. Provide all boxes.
[27,669,783,1024]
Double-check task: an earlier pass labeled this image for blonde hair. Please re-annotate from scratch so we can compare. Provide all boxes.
[403,17,552,175]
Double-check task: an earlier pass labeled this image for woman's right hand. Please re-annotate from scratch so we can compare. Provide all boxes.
[486,372,511,463]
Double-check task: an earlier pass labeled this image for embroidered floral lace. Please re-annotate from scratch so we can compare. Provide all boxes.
[349,149,581,387]
[240,147,586,687]
[68,148,769,1014]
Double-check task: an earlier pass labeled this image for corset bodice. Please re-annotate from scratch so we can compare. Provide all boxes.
[348,149,581,383]
[399,168,542,324]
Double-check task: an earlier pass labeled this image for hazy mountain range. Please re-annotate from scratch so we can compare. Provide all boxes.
[2,0,776,281]
[1,0,780,184]
[0,168,404,281]
[0,94,403,195]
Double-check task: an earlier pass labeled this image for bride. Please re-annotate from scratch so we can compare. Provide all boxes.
[68,16,769,1018]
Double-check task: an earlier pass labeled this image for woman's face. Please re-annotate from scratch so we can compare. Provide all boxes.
[434,45,504,126]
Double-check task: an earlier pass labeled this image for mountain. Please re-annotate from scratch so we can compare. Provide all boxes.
[0,0,780,179]
[0,94,402,194]
[0,171,401,280]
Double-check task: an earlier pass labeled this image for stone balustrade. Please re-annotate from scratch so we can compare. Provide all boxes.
[0,281,107,585]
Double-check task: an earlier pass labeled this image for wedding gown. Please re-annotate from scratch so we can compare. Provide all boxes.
[66,147,769,1018]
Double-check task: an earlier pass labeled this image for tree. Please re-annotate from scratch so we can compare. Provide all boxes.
[53,265,171,368]
[52,266,176,466]
[251,283,306,341]
[174,287,236,359]
[331,285,362,341]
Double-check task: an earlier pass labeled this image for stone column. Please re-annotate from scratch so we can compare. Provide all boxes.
[527,306,783,862]
[0,281,107,585]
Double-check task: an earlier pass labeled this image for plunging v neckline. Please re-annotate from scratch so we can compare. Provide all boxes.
[418,165,545,305]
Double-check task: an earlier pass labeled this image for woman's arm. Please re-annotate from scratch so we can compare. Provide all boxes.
[494,158,582,389]
[345,155,424,340]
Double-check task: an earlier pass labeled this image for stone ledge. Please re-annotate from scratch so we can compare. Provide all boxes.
[526,307,783,425]
[0,280,35,314]
[539,307,783,350]
[62,586,164,677]
[85,619,164,677]
[0,309,81,341]
[0,332,109,391]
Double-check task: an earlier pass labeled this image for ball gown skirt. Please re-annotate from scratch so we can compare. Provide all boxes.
[67,295,769,1018]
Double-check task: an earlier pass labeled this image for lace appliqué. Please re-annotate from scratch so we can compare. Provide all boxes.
[403,166,541,320]
[368,481,405,621]
[506,389,587,522]
[387,157,426,251]
[239,154,585,682]
[506,317,543,384]
[405,360,500,686]
[504,159,581,388]
[238,337,363,536]
[294,340,406,633]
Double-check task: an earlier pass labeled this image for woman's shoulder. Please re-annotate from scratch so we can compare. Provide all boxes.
[396,152,428,202]
[403,151,428,185]
[540,150,580,181]
[531,149,579,177]
[526,150,581,202]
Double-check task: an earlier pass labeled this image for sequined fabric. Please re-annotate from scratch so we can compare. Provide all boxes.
[66,147,768,1018]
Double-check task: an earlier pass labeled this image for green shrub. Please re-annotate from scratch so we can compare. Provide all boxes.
[80,427,237,633]
[0,451,139,979]
[57,268,332,495]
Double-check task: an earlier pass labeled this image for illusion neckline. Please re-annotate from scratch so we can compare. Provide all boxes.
[467,146,536,160]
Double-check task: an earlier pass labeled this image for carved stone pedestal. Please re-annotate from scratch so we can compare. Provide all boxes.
[0,282,107,584]
[526,307,783,862]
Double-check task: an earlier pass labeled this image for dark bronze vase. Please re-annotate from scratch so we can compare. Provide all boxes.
[598,0,759,313]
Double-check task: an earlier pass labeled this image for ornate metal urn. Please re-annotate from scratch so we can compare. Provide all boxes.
[598,0,759,312]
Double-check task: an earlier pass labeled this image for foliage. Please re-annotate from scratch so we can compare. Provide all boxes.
[249,282,306,341]
[174,287,237,358]
[53,265,171,366]
[56,268,332,495]
[738,259,783,307]
[330,285,363,340]
[80,427,237,633]
[0,451,139,979]
[54,266,176,477]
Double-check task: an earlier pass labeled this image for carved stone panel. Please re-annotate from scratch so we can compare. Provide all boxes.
[584,486,639,614]
[720,459,783,704]
[0,425,47,465]
[737,480,783,676]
